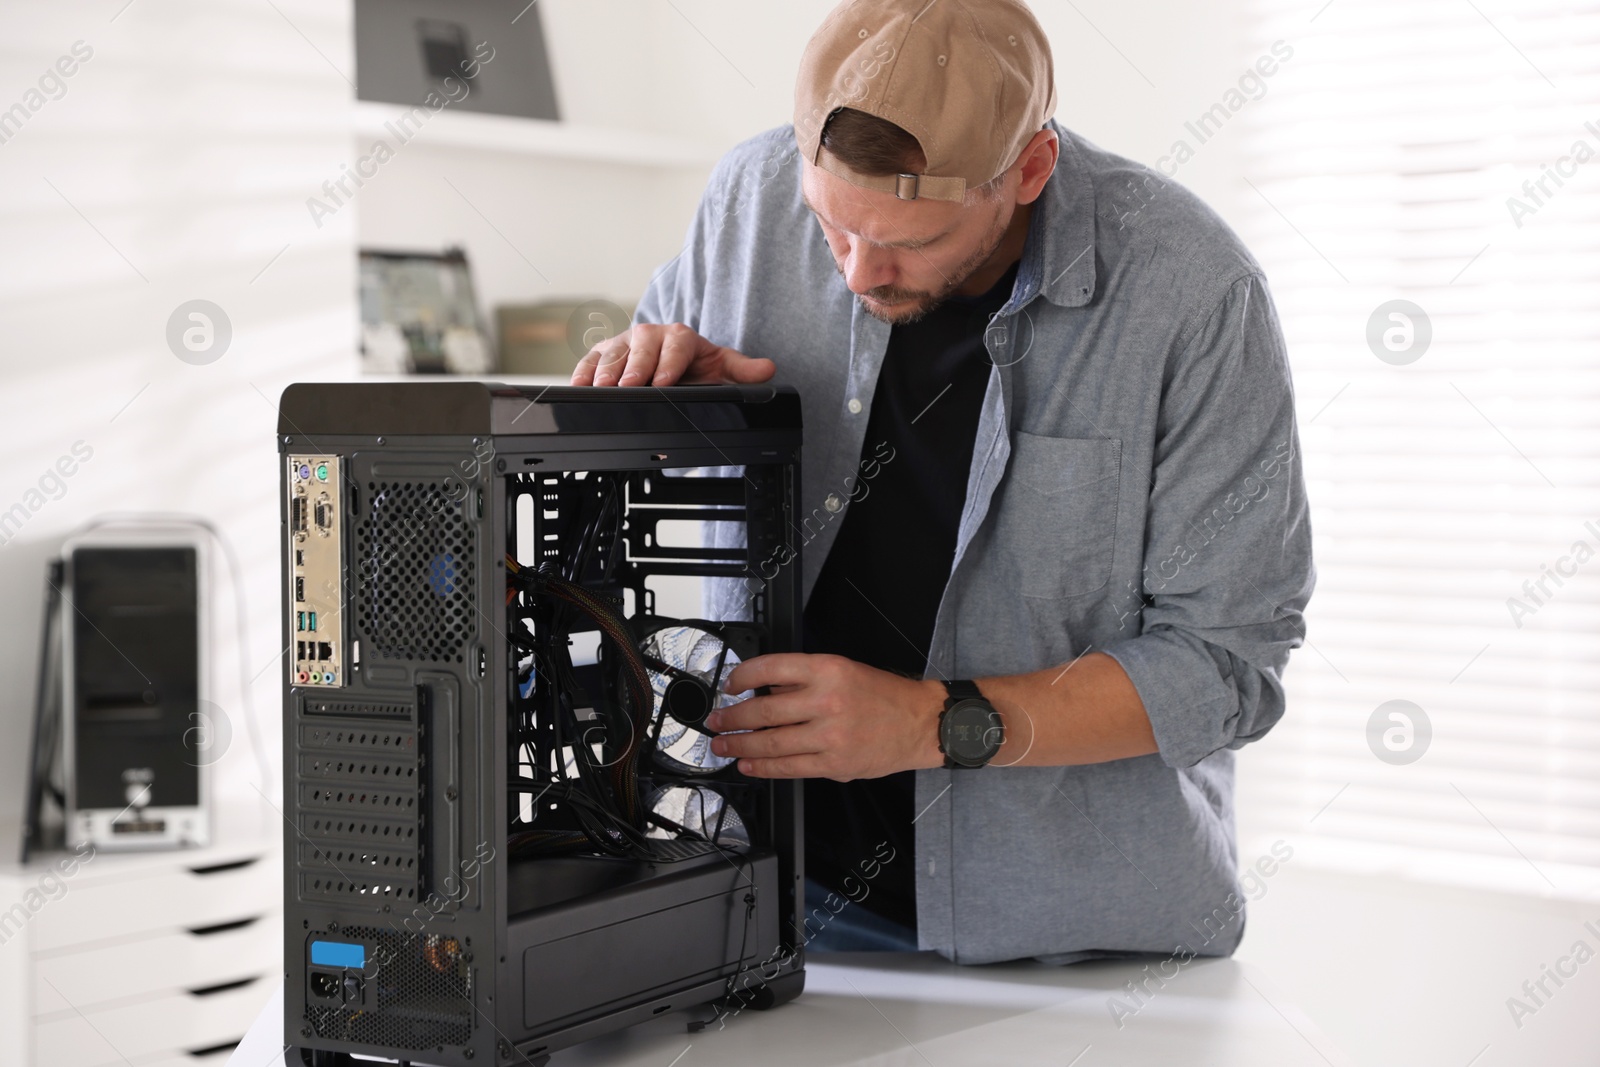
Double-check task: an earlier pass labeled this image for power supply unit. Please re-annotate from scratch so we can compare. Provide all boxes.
[276,382,806,1066]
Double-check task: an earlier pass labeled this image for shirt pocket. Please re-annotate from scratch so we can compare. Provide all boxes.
[993,432,1121,599]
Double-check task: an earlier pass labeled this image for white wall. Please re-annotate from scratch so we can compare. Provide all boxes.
[0,0,359,840]
[358,0,1258,332]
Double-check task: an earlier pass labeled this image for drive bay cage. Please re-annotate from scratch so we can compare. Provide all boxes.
[277,382,805,1066]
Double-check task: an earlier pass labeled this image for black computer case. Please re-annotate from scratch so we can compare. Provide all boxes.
[277,382,806,1066]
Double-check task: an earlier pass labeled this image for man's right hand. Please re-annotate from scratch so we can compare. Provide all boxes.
[569,323,776,387]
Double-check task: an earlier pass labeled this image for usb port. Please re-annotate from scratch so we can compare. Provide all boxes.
[297,611,306,632]
[295,576,305,602]
[308,611,317,632]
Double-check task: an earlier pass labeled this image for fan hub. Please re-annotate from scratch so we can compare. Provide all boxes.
[663,676,714,728]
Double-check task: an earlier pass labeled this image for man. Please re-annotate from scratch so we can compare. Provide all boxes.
[571,0,1314,966]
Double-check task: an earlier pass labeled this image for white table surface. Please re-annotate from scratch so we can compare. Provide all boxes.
[230,951,1354,1067]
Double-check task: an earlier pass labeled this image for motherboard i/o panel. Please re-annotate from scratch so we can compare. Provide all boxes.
[278,382,806,1067]
[287,455,343,688]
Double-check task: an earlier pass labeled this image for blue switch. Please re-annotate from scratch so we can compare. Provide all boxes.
[310,940,365,969]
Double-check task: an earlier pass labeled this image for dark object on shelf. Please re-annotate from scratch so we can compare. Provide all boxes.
[278,381,805,1066]
[360,247,493,375]
[354,0,560,122]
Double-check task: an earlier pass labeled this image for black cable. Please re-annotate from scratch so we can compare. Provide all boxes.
[599,477,625,582]
[506,471,755,862]
[724,885,758,1005]
[509,564,653,816]
[550,635,636,855]
[709,786,731,845]
[509,593,645,859]
[506,778,710,859]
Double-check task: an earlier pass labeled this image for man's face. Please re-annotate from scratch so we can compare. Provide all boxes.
[801,160,1015,325]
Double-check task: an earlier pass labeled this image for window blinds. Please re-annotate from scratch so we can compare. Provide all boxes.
[1231,0,1600,899]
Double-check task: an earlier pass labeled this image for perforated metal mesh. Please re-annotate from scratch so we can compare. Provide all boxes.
[299,870,419,904]
[300,783,417,814]
[358,480,476,663]
[297,717,423,907]
[298,840,417,878]
[301,755,417,783]
[302,814,418,847]
[305,926,473,1050]
[304,698,414,718]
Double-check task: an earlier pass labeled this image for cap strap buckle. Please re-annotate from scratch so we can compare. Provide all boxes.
[894,173,920,200]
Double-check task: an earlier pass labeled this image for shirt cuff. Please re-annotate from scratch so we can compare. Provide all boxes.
[1101,628,1243,769]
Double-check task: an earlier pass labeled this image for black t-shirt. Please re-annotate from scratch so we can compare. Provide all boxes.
[802,261,1019,930]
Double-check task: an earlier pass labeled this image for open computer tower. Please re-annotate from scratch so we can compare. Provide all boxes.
[277,382,805,1066]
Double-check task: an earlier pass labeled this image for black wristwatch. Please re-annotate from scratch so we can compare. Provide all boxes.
[937,679,1005,769]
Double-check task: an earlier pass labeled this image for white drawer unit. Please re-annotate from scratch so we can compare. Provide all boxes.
[31,852,277,952]
[0,826,281,1067]
[35,977,268,1066]
[33,914,277,1012]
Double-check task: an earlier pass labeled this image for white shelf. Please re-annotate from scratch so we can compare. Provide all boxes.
[352,101,721,168]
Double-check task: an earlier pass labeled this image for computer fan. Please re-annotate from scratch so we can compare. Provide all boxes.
[630,616,764,853]
[645,783,749,849]
[633,616,762,776]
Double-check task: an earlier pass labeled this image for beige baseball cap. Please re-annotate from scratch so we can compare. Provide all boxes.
[795,0,1057,202]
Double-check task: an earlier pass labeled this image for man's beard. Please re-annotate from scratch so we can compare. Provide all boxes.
[852,207,1014,326]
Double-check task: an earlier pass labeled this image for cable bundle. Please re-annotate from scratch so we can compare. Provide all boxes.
[506,555,656,855]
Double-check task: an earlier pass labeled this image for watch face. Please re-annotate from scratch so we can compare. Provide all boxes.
[943,700,1002,766]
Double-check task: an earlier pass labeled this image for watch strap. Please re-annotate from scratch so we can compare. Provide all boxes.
[942,678,983,704]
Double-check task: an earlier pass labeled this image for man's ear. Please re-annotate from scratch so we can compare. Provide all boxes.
[1014,129,1060,206]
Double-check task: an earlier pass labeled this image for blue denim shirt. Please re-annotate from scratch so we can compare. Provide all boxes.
[636,121,1315,965]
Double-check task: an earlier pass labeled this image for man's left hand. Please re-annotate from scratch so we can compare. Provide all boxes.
[705,653,946,781]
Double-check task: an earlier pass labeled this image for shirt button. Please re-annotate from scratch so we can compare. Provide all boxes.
[847,397,863,414]
[824,493,844,513]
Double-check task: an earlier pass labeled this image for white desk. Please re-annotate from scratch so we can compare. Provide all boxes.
[231,951,1354,1067]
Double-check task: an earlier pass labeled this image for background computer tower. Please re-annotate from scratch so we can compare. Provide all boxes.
[279,382,806,1066]
[60,528,211,851]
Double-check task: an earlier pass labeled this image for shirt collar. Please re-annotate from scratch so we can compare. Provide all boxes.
[1004,120,1098,314]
